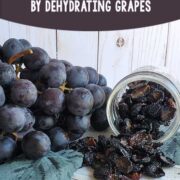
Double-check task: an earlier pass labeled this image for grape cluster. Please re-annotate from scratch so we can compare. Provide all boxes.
[0,38,112,161]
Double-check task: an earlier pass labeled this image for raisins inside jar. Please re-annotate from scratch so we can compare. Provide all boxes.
[107,66,180,143]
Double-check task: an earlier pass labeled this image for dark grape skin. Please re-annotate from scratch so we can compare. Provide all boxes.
[86,84,105,109]
[59,60,73,71]
[0,62,16,87]
[48,127,70,152]
[91,107,109,131]
[102,86,113,105]
[35,114,55,130]
[19,39,32,49]
[22,131,51,160]
[38,88,65,115]
[67,66,89,88]
[85,67,99,84]
[66,88,94,116]
[23,47,50,71]
[98,74,107,86]
[21,108,35,132]
[2,38,24,62]
[66,114,90,140]
[0,105,27,133]
[16,128,35,141]
[50,59,73,72]
[20,68,39,83]
[39,62,66,88]
[0,136,17,163]
[10,79,38,107]
[0,85,5,107]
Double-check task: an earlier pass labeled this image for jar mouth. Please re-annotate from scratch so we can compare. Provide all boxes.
[106,69,180,143]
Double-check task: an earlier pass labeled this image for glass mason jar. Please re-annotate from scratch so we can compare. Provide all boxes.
[106,66,180,143]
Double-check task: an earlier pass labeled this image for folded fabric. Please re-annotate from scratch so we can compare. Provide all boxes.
[0,150,83,180]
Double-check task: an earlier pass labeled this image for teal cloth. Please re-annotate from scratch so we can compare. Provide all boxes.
[160,132,180,165]
[0,150,83,180]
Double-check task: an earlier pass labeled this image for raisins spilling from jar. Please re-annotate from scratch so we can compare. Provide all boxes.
[116,80,176,140]
[67,132,175,179]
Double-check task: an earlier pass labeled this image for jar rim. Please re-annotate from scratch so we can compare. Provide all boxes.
[106,67,180,143]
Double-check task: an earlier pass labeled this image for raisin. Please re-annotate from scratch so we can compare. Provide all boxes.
[161,106,176,122]
[143,164,165,178]
[118,103,129,118]
[131,85,150,100]
[115,157,133,174]
[146,103,161,118]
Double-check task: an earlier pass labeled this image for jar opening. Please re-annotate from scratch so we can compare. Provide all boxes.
[107,70,180,143]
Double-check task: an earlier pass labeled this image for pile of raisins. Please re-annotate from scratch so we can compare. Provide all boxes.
[116,81,176,140]
[67,132,175,180]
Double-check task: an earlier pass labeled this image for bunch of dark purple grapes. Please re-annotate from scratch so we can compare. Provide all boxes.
[0,38,112,162]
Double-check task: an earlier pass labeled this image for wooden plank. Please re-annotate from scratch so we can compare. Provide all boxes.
[132,24,169,70]
[57,31,98,68]
[98,30,134,88]
[8,22,57,58]
[166,20,180,82]
[0,19,10,45]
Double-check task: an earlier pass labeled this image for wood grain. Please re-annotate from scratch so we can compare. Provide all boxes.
[0,19,10,44]
[98,30,134,88]
[166,20,180,82]
[57,31,98,68]
[132,24,169,71]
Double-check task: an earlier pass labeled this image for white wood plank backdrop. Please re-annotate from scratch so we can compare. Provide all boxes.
[1,19,180,88]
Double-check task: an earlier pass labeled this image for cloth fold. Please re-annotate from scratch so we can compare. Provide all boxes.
[0,150,83,180]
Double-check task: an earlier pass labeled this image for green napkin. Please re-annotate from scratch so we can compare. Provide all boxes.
[0,150,83,180]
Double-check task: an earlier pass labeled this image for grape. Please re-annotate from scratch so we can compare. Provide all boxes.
[48,127,70,151]
[0,105,27,133]
[35,114,55,130]
[91,107,109,131]
[2,38,24,62]
[20,68,39,83]
[22,131,51,159]
[23,47,50,71]
[10,79,38,107]
[50,59,73,71]
[67,66,89,88]
[17,128,35,141]
[0,136,17,163]
[86,84,105,109]
[102,86,113,105]
[59,60,73,71]
[0,85,5,107]
[85,67,99,84]
[66,114,90,140]
[0,62,16,87]
[21,108,35,131]
[19,39,32,49]
[98,74,107,86]
[38,88,65,115]
[50,59,62,65]
[39,62,66,88]
[66,88,94,116]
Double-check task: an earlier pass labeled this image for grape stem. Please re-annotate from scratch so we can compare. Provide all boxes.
[15,64,23,79]
[8,49,33,65]
[0,132,18,142]
[59,82,73,92]
[11,132,18,142]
